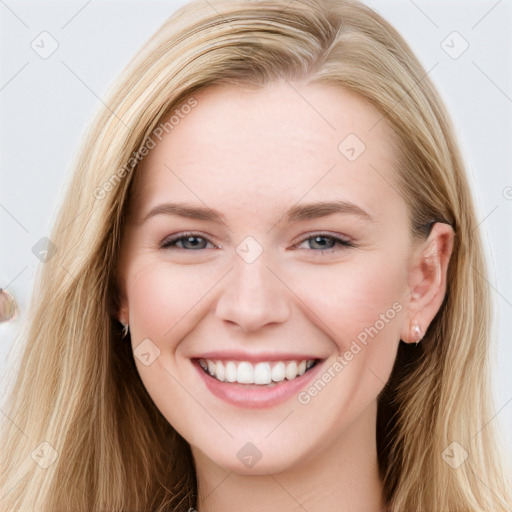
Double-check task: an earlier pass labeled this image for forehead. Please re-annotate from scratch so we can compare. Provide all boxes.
[131,79,402,224]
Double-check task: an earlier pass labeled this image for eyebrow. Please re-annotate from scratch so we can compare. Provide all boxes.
[141,200,373,226]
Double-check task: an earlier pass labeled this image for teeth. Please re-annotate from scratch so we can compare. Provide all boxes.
[285,361,297,380]
[198,358,317,385]
[237,362,253,384]
[271,362,285,382]
[254,362,272,384]
[225,361,237,382]
[215,360,225,381]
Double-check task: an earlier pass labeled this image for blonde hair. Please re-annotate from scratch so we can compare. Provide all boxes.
[2,0,511,510]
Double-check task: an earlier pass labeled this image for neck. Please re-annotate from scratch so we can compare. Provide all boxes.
[192,401,385,512]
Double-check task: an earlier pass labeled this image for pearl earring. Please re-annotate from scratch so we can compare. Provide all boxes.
[411,322,422,345]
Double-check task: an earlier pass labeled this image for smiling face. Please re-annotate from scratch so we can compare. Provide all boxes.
[116,78,423,475]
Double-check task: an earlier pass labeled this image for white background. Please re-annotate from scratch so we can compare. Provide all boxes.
[1,0,511,455]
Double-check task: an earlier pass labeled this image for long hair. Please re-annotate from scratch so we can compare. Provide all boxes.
[1,1,510,510]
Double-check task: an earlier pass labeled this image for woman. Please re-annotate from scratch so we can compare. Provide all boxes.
[1,0,510,510]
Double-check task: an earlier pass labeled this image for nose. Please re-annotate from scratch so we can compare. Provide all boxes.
[214,253,291,333]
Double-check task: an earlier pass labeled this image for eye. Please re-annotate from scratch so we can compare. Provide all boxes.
[294,233,354,253]
[160,232,215,250]
[159,231,353,253]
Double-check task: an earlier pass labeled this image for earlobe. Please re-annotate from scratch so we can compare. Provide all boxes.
[401,222,455,344]
[118,302,130,339]
[112,270,129,326]
[118,303,129,327]
[116,290,129,327]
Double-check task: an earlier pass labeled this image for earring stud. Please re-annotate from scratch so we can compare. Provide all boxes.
[412,322,422,345]
[121,323,129,339]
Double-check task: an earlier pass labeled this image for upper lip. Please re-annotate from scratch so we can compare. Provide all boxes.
[190,350,324,363]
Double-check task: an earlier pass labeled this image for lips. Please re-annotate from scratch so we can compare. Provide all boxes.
[190,352,326,409]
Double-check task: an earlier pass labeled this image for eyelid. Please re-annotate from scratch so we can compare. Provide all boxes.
[160,231,354,252]
[159,231,218,250]
[292,232,354,252]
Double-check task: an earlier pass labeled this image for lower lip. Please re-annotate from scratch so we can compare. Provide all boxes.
[192,359,325,409]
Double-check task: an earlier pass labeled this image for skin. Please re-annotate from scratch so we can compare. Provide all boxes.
[116,78,454,512]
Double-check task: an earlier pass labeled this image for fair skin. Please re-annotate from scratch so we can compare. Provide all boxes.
[117,79,453,512]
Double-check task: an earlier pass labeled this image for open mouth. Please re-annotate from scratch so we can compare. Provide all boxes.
[195,358,321,386]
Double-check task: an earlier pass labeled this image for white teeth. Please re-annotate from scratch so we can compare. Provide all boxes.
[285,361,298,380]
[253,362,272,384]
[271,362,285,382]
[237,361,254,384]
[215,360,225,381]
[225,361,237,382]
[198,358,317,385]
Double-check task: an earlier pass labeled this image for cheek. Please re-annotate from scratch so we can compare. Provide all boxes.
[287,259,407,430]
[125,260,219,341]
[286,254,408,402]
[289,255,407,345]
[123,261,222,442]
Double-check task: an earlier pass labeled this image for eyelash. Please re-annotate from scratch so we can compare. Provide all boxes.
[159,231,354,254]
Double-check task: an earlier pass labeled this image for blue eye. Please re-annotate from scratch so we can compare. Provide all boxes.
[160,232,353,252]
[295,233,353,253]
[160,232,214,250]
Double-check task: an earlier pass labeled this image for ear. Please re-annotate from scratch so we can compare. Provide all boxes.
[118,299,129,327]
[110,224,131,327]
[400,222,455,344]
[110,267,129,326]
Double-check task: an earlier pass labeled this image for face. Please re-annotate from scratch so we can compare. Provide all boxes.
[116,79,421,475]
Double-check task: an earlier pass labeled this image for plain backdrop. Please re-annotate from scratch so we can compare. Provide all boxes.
[1,0,511,456]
